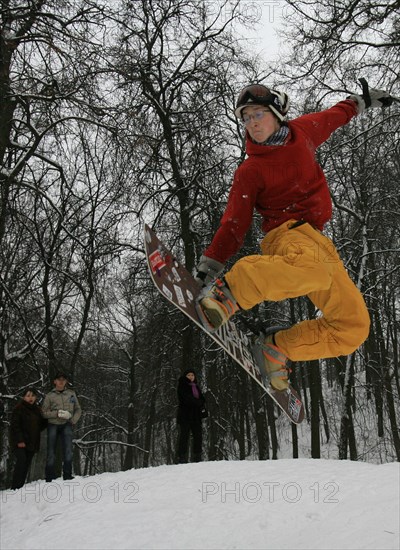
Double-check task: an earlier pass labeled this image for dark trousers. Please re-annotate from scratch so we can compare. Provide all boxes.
[11,448,35,489]
[45,423,73,481]
[177,419,202,463]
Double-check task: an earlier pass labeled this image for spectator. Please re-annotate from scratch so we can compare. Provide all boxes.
[176,369,207,463]
[42,372,82,481]
[9,388,47,490]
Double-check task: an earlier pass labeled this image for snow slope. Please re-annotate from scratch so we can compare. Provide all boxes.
[1,459,399,550]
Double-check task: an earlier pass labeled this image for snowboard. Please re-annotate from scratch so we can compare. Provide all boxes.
[144,224,304,424]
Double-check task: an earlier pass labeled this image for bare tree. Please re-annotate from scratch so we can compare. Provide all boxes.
[278,0,399,94]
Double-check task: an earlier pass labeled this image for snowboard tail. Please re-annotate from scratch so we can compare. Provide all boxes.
[144,224,304,424]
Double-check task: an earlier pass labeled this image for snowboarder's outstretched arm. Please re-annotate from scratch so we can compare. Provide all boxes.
[348,78,393,112]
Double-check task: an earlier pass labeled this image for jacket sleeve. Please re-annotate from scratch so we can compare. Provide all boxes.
[38,407,48,430]
[204,163,262,263]
[292,100,358,149]
[41,393,59,420]
[10,407,25,445]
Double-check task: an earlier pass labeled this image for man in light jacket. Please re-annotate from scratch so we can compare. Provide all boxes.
[42,372,82,481]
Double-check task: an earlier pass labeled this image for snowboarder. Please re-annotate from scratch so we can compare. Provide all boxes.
[195,82,391,391]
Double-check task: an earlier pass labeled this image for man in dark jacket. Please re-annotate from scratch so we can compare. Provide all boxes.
[176,369,206,464]
[9,388,47,489]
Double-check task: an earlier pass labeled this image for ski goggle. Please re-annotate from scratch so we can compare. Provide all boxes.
[235,85,278,114]
[235,84,288,121]
[241,109,272,126]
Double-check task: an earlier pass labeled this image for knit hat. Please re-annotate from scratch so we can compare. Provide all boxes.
[235,84,290,122]
[54,372,69,380]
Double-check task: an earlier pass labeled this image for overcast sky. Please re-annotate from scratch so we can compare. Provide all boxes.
[215,0,286,59]
[242,0,284,57]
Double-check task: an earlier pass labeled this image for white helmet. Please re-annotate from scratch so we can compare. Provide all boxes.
[235,84,290,122]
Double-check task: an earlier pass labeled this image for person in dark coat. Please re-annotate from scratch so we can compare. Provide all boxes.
[9,388,47,490]
[176,369,206,464]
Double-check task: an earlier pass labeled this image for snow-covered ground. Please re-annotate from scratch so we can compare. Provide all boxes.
[1,459,399,550]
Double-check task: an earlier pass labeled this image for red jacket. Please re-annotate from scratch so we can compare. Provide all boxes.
[204,100,358,263]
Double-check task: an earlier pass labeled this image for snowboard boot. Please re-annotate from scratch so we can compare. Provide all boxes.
[197,277,239,331]
[261,334,290,391]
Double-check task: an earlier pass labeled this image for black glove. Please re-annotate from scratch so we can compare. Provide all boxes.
[194,255,225,286]
[348,78,393,113]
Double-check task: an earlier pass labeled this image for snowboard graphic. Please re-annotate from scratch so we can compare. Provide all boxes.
[144,224,304,424]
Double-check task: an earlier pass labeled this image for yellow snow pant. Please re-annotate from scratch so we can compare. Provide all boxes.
[224,220,370,361]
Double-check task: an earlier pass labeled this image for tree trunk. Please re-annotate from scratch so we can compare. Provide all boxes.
[309,360,321,458]
[252,383,269,460]
[338,354,358,460]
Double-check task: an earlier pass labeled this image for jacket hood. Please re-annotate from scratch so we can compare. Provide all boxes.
[183,368,197,376]
[180,369,198,383]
